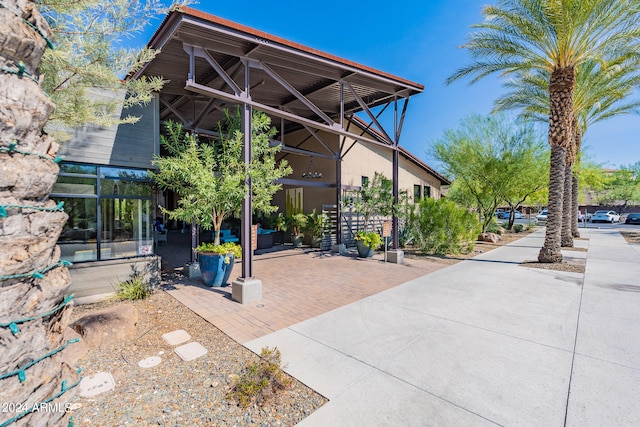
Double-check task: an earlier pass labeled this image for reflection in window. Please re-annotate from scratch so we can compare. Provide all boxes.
[414,184,421,203]
[52,163,154,262]
[56,197,98,262]
[101,198,152,259]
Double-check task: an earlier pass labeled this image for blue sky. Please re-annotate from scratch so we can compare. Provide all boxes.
[140,0,639,171]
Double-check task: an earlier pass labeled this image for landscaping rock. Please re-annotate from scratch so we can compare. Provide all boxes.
[71,303,138,349]
[479,232,503,243]
[61,326,89,367]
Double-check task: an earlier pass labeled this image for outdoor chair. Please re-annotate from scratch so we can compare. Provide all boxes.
[154,229,168,248]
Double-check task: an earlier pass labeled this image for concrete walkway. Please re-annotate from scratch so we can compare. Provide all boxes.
[245,228,640,426]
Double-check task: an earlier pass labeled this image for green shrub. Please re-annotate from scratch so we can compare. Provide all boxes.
[227,347,293,408]
[196,242,242,264]
[115,273,151,300]
[485,219,504,235]
[354,230,383,249]
[406,198,481,255]
[513,223,524,233]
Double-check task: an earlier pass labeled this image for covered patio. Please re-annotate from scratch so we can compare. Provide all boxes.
[132,6,424,301]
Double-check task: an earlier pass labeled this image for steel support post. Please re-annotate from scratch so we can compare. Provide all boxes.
[241,70,253,279]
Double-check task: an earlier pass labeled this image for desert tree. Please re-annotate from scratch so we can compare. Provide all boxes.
[431,114,548,232]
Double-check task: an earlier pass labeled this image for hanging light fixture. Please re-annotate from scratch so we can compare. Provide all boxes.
[302,158,323,179]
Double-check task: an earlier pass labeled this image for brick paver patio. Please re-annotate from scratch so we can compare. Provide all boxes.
[158,230,449,343]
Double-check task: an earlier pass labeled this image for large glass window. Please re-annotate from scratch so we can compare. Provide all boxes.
[52,163,154,263]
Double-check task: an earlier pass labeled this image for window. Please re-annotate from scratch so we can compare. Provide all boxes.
[361,176,369,187]
[414,184,422,203]
[424,185,431,199]
[52,163,154,262]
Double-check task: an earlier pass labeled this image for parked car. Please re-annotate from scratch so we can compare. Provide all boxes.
[577,210,592,221]
[625,213,640,225]
[591,210,620,223]
[536,209,548,222]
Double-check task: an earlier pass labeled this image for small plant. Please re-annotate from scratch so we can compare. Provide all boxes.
[485,220,504,235]
[513,223,524,233]
[354,230,383,249]
[304,209,324,238]
[115,273,151,300]
[227,347,293,408]
[286,213,307,236]
[196,242,242,264]
[267,212,286,231]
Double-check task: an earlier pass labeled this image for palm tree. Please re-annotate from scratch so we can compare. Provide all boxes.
[0,2,78,426]
[494,60,640,244]
[447,0,640,262]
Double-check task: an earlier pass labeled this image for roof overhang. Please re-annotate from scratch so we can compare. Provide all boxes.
[132,6,423,146]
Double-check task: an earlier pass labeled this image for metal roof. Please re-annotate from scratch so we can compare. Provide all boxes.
[133,6,424,139]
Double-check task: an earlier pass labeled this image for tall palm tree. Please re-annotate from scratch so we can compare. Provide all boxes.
[448,0,640,262]
[1,1,78,426]
[494,60,640,244]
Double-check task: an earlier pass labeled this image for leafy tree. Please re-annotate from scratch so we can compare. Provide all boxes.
[150,110,292,245]
[431,114,548,231]
[347,171,395,231]
[599,163,640,213]
[38,0,167,133]
[578,161,611,203]
[448,0,640,263]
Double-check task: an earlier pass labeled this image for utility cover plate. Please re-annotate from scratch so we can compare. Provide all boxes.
[162,329,191,346]
[174,341,208,361]
[138,356,162,368]
[79,372,115,397]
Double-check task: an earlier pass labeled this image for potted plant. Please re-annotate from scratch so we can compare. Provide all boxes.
[354,230,382,258]
[286,213,307,247]
[267,212,286,245]
[304,209,324,248]
[196,242,242,287]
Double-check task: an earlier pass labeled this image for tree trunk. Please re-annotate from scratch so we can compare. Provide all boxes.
[571,174,581,237]
[539,67,575,263]
[539,144,566,263]
[1,2,78,426]
[561,161,574,247]
[571,128,583,238]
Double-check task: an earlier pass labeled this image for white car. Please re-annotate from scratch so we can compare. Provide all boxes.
[591,210,620,223]
[536,209,548,222]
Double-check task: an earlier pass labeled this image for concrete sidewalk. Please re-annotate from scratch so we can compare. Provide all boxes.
[246,228,640,426]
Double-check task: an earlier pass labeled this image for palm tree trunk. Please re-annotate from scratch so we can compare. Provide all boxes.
[571,175,581,237]
[539,67,575,263]
[539,144,566,262]
[1,2,78,426]
[561,160,574,247]
[571,129,583,238]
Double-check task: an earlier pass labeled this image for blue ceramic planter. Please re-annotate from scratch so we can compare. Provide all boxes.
[199,253,235,287]
[355,240,374,258]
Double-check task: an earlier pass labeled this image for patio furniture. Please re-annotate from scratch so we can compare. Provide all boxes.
[219,229,239,243]
[154,229,168,248]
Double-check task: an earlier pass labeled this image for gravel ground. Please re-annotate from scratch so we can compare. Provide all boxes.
[68,289,327,426]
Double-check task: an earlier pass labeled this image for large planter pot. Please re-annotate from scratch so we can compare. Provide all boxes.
[356,240,375,258]
[199,253,235,287]
[291,234,304,247]
[310,236,322,248]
